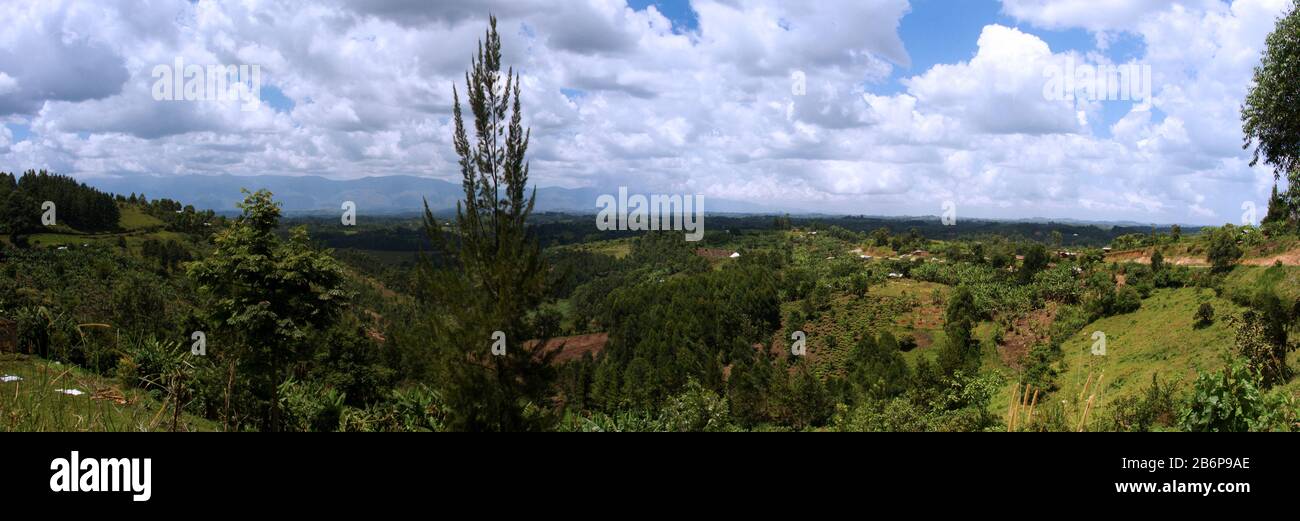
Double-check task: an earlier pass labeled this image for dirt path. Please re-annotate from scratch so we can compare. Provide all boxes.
[1242,248,1300,266]
[1103,247,1300,267]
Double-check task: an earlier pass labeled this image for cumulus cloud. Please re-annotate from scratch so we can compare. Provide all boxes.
[0,0,1289,224]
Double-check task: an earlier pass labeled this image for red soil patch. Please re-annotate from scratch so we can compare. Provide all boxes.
[694,248,733,260]
[910,330,934,350]
[998,303,1058,368]
[363,309,387,344]
[1106,248,1208,267]
[529,332,610,364]
[897,301,944,330]
[1242,248,1300,266]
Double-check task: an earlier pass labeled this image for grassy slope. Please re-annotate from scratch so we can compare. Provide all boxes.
[26,205,186,253]
[118,206,166,230]
[0,353,219,432]
[1223,264,1300,304]
[1054,288,1244,404]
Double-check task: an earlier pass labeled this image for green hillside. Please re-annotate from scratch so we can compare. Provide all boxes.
[1,353,219,432]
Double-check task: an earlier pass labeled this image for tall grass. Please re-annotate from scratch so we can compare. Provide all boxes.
[0,353,214,432]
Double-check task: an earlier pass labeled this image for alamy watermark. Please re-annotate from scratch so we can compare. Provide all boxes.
[1241,201,1258,226]
[151,57,262,111]
[1043,58,1151,112]
[50,451,151,502]
[941,200,957,226]
[342,201,357,226]
[790,330,806,356]
[191,331,206,356]
[596,187,704,242]
[41,201,55,226]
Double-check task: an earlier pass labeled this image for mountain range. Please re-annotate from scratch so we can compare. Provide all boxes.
[84,174,784,215]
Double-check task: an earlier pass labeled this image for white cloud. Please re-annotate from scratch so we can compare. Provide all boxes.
[999,0,1222,32]
[0,0,1290,224]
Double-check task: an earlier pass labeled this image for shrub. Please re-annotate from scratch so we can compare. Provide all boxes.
[278,378,346,432]
[658,378,734,432]
[1194,302,1215,328]
[1106,374,1178,432]
[1179,355,1296,432]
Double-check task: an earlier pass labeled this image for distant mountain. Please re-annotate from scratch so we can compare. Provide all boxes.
[85,174,784,215]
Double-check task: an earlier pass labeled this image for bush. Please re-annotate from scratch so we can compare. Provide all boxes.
[1179,355,1296,432]
[339,385,445,432]
[1206,225,1243,273]
[1113,286,1142,314]
[278,378,346,432]
[1194,302,1215,328]
[1105,374,1178,432]
[658,378,734,432]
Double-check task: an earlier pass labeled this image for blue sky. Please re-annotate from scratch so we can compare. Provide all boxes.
[628,0,1154,135]
[0,0,1289,225]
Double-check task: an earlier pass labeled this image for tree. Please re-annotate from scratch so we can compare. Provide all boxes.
[419,16,554,431]
[1243,1,1300,178]
[869,227,890,247]
[938,286,981,376]
[1170,224,1182,242]
[1263,182,1289,229]
[1150,248,1164,273]
[1019,243,1049,284]
[188,189,350,431]
[1194,302,1215,328]
[1243,1,1300,230]
[848,332,910,400]
[1206,225,1243,273]
[0,188,39,244]
[1235,292,1295,387]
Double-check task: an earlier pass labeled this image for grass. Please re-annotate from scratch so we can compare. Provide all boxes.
[1223,264,1300,304]
[0,353,219,432]
[118,206,165,230]
[1053,288,1244,405]
[578,239,634,259]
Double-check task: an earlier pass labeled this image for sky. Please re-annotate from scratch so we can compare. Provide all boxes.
[0,0,1292,224]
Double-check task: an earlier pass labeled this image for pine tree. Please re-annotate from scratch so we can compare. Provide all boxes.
[420,16,554,431]
[1263,182,1288,228]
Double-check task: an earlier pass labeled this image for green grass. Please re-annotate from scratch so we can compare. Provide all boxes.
[0,353,219,432]
[119,206,165,230]
[578,239,634,259]
[1054,288,1245,404]
[1223,264,1300,304]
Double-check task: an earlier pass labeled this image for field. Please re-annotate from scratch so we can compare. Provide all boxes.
[0,353,218,432]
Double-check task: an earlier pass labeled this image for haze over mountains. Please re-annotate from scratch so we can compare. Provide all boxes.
[81,174,1179,226]
[85,174,784,215]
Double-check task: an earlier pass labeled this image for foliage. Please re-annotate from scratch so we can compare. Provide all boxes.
[1179,354,1297,432]
[1232,292,1296,387]
[1104,374,1178,432]
[1206,225,1244,272]
[1242,0,1300,184]
[188,189,351,431]
[418,17,555,432]
[1194,302,1215,328]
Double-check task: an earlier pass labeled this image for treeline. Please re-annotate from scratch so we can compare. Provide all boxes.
[2,170,119,232]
